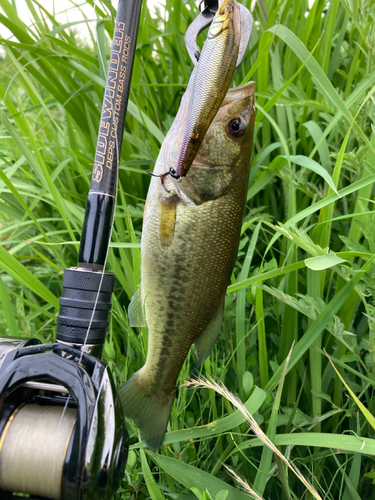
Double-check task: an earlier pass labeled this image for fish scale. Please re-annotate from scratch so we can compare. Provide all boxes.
[119,74,256,451]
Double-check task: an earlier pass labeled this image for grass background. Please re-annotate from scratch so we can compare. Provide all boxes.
[1,0,375,498]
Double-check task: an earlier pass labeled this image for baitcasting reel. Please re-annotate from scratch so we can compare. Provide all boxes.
[0,0,143,497]
[0,336,127,500]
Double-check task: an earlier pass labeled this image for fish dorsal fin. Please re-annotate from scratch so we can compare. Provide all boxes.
[194,297,225,367]
[128,288,146,327]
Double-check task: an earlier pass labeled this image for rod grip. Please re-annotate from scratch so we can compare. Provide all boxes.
[56,268,115,345]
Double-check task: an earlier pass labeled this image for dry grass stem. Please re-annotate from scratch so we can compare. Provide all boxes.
[184,376,322,500]
[223,463,265,500]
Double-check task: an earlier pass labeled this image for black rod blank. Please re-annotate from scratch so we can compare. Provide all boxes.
[78,0,143,270]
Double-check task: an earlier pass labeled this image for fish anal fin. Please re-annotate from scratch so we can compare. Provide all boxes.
[128,288,146,327]
[119,370,175,452]
[194,297,224,367]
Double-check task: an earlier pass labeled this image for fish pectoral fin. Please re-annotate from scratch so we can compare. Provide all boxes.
[128,288,146,327]
[160,196,178,248]
[194,297,225,367]
[119,370,175,452]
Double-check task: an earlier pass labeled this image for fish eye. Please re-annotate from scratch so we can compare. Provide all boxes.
[227,117,245,138]
[220,7,227,14]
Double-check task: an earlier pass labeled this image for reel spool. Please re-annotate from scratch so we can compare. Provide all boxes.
[0,339,128,500]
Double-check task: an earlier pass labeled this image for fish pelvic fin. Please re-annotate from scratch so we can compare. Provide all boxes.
[119,370,175,452]
[128,288,146,327]
[194,296,225,367]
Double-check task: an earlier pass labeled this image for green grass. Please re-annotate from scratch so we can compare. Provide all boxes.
[1,0,375,498]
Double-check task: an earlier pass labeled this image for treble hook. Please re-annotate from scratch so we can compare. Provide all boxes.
[147,168,181,193]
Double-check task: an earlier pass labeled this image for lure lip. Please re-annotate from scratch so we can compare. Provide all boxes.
[185,1,253,67]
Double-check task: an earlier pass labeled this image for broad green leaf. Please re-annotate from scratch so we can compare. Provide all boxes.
[242,371,254,398]
[288,155,338,194]
[127,100,165,144]
[191,488,214,500]
[239,433,375,456]
[228,261,307,294]
[215,491,229,500]
[0,246,59,309]
[140,449,166,500]
[305,254,348,271]
[151,454,249,500]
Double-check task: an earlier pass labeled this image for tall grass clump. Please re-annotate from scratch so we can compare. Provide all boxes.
[1,0,375,498]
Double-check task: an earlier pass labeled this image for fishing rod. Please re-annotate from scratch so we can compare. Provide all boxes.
[0,0,142,498]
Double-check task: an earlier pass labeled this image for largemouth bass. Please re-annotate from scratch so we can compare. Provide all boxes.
[174,0,241,178]
[119,76,256,451]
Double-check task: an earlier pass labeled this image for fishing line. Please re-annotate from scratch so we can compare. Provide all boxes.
[78,0,121,361]
[58,0,126,428]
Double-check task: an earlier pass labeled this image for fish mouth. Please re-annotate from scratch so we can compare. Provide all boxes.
[166,159,223,174]
[160,163,225,193]
[161,163,224,184]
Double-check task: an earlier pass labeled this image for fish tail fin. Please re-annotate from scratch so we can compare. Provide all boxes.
[119,370,175,452]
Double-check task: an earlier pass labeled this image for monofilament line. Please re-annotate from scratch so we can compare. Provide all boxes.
[59,0,120,426]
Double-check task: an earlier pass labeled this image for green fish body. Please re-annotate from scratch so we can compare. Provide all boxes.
[119,77,256,451]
